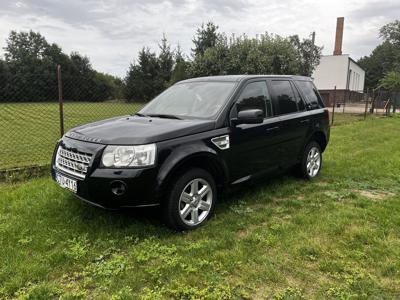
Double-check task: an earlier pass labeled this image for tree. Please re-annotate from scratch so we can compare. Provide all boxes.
[0,59,10,101]
[169,44,189,84]
[4,30,70,73]
[4,30,49,63]
[380,20,400,46]
[189,29,320,78]
[358,20,400,89]
[189,35,229,77]
[158,34,174,87]
[358,42,400,89]
[289,35,322,76]
[1,30,120,102]
[191,22,220,57]
[2,31,61,101]
[64,52,97,101]
[124,47,161,102]
[379,69,400,113]
[69,52,93,75]
[379,69,400,89]
[93,72,124,100]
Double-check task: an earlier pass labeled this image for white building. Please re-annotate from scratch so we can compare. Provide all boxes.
[312,17,365,106]
[313,55,365,92]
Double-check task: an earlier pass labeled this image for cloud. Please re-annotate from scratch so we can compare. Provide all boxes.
[350,1,400,20]
[0,0,397,77]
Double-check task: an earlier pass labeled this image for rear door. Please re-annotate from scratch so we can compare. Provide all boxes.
[294,80,330,142]
[267,79,311,166]
[227,80,282,182]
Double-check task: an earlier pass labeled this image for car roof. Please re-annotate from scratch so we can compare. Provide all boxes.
[178,75,312,84]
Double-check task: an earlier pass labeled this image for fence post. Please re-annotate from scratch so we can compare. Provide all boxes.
[385,98,391,116]
[57,65,65,137]
[364,89,369,120]
[331,86,337,126]
[370,89,375,114]
[343,90,347,113]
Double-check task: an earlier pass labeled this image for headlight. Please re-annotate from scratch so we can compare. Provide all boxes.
[101,144,156,167]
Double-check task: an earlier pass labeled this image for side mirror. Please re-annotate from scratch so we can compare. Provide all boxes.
[232,109,264,125]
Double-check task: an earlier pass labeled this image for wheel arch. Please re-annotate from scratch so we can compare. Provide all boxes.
[309,130,327,152]
[156,148,229,201]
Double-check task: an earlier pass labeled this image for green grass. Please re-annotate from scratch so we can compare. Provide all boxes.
[1,102,143,169]
[1,116,400,299]
[329,112,367,126]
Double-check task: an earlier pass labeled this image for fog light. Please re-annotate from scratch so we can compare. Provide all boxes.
[110,181,126,196]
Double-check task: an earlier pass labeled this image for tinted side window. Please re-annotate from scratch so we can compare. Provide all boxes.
[236,81,272,118]
[270,80,298,115]
[296,80,324,109]
[291,82,306,111]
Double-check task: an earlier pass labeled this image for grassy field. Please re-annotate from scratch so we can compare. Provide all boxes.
[1,101,369,170]
[1,102,143,169]
[0,116,399,299]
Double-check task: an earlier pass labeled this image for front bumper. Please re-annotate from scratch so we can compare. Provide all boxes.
[52,167,159,209]
[51,137,160,209]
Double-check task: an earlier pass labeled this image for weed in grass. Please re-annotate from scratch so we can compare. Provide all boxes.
[230,200,254,214]
[273,287,305,300]
[14,282,62,300]
[326,265,380,299]
[65,235,90,260]
[87,253,129,284]
[324,190,355,202]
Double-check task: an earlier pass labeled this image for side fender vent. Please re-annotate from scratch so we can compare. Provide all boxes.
[211,135,230,150]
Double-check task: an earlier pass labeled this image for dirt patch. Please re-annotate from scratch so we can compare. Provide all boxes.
[353,189,395,201]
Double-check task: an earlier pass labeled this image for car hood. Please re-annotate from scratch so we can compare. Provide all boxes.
[65,115,216,145]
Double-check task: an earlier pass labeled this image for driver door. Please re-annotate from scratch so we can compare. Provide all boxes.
[228,80,282,182]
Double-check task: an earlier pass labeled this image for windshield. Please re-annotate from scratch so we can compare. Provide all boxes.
[139,81,236,119]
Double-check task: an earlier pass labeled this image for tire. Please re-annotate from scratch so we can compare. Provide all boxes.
[162,168,217,231]
[300,141,322,179]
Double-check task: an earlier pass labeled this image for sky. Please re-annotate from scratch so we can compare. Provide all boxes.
[0,0,398,77]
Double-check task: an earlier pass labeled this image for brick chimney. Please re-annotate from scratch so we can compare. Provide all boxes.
[333,17,344,55]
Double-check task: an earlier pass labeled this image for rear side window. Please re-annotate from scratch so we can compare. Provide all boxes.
[291,82,306,111]
[296,80,324,109]
[269,80,298,115]
[236,81,272,118]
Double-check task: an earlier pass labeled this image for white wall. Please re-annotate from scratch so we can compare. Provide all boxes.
[348,59,365,92]
[312,55,349,90]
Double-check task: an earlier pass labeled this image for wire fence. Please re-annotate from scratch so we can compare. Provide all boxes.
[320,87,400,126]
[0,67,143,171]
[1,68,399,172]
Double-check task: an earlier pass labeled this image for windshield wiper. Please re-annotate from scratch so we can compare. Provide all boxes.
[134,112,148,117]
[146,114,182,120]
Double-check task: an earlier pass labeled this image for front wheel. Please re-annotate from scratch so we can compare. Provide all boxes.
[163,168,216,231]
[301,141,322,179]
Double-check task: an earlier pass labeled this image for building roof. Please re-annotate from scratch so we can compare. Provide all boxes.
[178,74,311,84]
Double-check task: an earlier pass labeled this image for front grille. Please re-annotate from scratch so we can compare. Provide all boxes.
[55,146,92,179]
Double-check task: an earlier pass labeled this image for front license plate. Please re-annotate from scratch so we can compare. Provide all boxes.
[56,173,77,193]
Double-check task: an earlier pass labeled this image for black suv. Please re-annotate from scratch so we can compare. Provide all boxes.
[52,75,330,230]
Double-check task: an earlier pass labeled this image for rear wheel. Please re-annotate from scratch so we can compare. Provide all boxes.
[301,141,322,179]
[163,168,216,231]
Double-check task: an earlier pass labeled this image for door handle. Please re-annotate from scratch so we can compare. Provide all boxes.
[300,119,310,124]
[266,126,279,133]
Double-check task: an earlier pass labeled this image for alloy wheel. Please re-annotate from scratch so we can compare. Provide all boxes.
[306,146,321,177]
[178,178,213,226]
